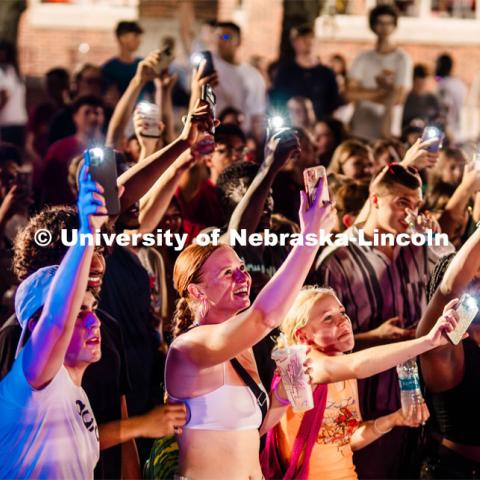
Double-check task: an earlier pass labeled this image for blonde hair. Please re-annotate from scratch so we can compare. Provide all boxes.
[276,286,337,349]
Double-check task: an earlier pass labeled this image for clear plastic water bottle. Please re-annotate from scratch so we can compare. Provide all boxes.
[396,359,424,416]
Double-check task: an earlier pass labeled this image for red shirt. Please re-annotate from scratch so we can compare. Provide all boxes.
[175,179,224,242]
[41,135,84,206]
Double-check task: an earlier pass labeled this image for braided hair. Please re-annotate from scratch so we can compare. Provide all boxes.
[171,242,224,337]
[426,253,456,303]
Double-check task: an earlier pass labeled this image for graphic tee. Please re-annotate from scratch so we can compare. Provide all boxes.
[0,350,99,479]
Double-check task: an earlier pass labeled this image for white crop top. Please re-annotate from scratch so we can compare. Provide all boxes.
[167,363,269,431]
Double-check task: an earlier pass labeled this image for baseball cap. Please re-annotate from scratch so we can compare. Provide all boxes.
[14,266,58,356]
[115,21,144,37]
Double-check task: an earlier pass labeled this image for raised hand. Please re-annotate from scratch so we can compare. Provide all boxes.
[264,129,301,172]
[77,164,107,234]
[425,298,461,347]
[402,138,439,170]
[298,176,336,236]
[180,99,215,146]
[373,316,416,342]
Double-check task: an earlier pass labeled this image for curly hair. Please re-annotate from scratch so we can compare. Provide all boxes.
[13,205,79,281]
[216,161,260,220]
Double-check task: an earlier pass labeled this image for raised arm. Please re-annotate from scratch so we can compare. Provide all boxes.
[416,227,480,391]
[117,100,211,211]
[174,182,337,368]
[23,165,107,389]
[138,147,202,233]
[437,161,480,238]
[106,50,162,148]
[308,301,458,385]
[221,131,300,238]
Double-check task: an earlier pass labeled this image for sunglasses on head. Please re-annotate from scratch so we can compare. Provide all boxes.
[387,162,418,175]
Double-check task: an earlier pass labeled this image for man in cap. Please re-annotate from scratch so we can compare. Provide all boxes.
[0,165,105,478]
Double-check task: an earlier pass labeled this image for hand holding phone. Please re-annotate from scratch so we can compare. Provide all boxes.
[304,166,329,208]
[192,50,215,78]
[84,147,120,216]
[421,126,445,153]
[153,46,174,76]
[200,84,216,134]
[446,294,478,345]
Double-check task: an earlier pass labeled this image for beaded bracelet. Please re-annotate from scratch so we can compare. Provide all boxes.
[273,377,290,406]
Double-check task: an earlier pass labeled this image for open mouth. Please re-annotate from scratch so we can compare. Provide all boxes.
[233,286,249,298]
[86,335,101,346]
[88,274,102,287]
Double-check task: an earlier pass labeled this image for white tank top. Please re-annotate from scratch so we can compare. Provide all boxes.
[167,362,269,431]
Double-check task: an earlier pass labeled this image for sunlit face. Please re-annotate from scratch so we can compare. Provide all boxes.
[65,291,101,367]
[342,154,374,180]
[374,184,423,234]
[195,246,252,319]
[299,294,354,354]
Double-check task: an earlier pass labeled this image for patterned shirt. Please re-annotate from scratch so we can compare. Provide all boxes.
[313,226,442,416]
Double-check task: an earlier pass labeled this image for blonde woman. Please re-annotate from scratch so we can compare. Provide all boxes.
[262,287,460,480]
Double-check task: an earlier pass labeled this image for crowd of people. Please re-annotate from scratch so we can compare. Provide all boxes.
[1,4,480,480]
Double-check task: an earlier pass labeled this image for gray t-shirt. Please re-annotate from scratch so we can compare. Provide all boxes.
[350,48,412,140]
[0,350,99,478]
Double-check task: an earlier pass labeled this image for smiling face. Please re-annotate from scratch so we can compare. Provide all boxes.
[64,290,101,367]
[192,246,252,320]
[298,294,354,354]
[373,184,423,234]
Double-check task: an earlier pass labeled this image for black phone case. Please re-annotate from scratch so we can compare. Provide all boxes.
[85,148,120,216]
[199,50,215,78]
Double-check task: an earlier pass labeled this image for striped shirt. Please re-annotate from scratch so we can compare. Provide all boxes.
[313,226,448,416]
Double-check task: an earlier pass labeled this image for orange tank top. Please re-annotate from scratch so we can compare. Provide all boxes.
[277,379,361,480]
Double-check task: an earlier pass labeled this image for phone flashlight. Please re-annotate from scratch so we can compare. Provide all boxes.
[191,53,203,68]
[269,115,285,131]
[89,148,104,166]
[421,125,444,153]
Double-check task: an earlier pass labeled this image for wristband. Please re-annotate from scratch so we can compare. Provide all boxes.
[373,418,392,435]
[273,377,290,406]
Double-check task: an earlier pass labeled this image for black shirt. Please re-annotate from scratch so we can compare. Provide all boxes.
[99,245,165,465]
[270,61,342,120]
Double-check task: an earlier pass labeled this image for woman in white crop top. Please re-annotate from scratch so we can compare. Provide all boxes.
[165,177,336,480]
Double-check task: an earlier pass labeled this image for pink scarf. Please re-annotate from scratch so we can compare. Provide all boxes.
[260,377,328,480]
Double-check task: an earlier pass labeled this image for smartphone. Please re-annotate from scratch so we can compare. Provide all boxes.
[137,101,161,137]
[473,147,480,171]
[421,126,445,153]
[196,50,215,78]
[304,166,329,208]
[446,294,479,345]
[201,84,216,134]
[153,46,174,75]
[84,147,120,216]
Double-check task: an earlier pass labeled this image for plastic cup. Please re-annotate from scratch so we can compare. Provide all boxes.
[271,344,314,412]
